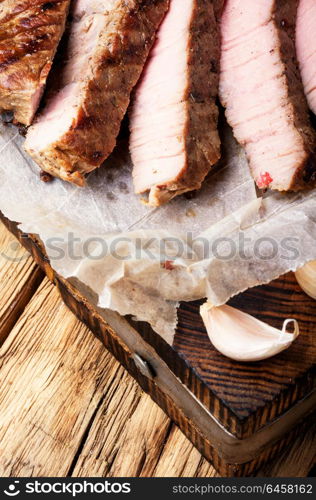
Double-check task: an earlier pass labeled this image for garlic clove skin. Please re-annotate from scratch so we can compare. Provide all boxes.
[200,302,299,362]
[295,261,316,300]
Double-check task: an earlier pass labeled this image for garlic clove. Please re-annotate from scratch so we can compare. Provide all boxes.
[200,302,299,362]
[295,261,316,300]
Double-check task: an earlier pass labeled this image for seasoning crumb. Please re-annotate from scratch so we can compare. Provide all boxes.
[184,190,197,200]
[106,192,116,201]
[18,125,28,137]
[140,197,149,205]
[161,260,175,270]
[1,110,14,123]
[40,170,53,183]
[257,171,273,189]
[186,208,196,217]
[119,181,129,193]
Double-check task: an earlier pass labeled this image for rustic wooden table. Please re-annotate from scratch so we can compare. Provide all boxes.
[0,221,315,478]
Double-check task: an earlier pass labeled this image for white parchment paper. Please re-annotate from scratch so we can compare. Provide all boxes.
[1,121,316,343]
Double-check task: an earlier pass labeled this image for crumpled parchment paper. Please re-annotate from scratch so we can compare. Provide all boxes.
[1,121,316,343]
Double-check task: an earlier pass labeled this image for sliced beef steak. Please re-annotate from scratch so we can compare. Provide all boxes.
[0,0,70,125]
[296,0,316,115]
[129,0,222,206]
[220,0,316,191]
[25,0,169,186]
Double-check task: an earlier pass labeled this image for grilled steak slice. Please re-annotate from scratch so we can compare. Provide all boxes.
[129,0,222,206]
[296,0,316,115]
[220,0,316,191]
[0,0,70,125]
[25,0,170,186]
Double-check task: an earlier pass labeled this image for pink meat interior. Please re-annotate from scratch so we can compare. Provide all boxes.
[130,0,194,194]
[296,0,316,114]
[26,0,117,152]
[220,0,308,190]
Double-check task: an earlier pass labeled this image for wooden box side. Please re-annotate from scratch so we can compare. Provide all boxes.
[1,212,315,477]
[1,213,315,442]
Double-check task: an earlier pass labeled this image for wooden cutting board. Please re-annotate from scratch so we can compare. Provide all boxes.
[1,212,315,477]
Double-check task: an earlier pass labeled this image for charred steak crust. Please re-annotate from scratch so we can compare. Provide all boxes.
[213,0,225,23]
[25,0,170,186]
[274,0,316,189]
[0,0,70,125]
[155,0,221,204]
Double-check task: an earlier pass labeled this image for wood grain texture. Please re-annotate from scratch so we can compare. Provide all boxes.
[256,422,316,478]
[0,215,315,476]
[72,392,171,477]
[151,425,211,478]
[173,274,316,437]
[0,237,314,477]
[1,215,315,440]
[0,278,122,477]
[0,223,44,345]
[71,388,315,478]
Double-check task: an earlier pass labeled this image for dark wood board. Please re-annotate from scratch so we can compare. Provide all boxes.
[130,275,316,439]
[1,212,315,476]
[175,276,316,437]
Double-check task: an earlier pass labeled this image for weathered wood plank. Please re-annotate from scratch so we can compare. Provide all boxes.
[0,222,44,345]
[256,422,316,478]
[149,423,316,478]
[151,425,208,478]
[0,276,314,477]
[71,372,143,477]
[0,221,314,478]
[2,214,315,476]
[70,385,315,478]
[72,392,171,477]
[0,279,123,477]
